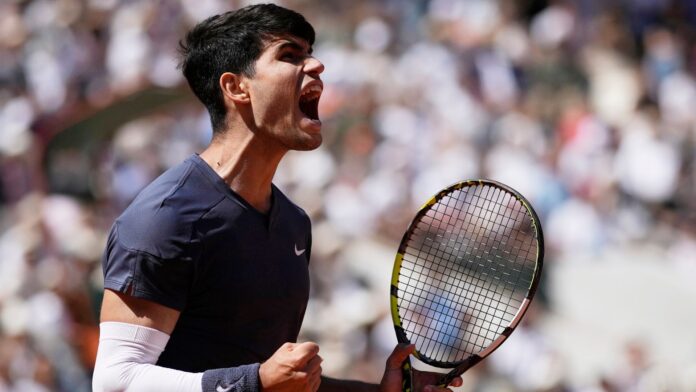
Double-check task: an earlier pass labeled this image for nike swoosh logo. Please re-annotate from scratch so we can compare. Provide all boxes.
[295,244,306,256]
[216,385,234,392]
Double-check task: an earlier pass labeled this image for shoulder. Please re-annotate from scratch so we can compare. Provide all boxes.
[114,158,226,258]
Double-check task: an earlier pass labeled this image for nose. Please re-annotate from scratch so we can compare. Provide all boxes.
[304,56,325,77]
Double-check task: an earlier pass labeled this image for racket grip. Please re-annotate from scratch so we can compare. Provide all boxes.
[401,356,413,392]
[437,372,456,388]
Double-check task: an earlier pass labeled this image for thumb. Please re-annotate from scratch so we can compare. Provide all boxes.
[386,343,415,369]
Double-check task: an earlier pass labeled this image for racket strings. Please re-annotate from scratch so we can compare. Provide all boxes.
[397,185,539,364]
[430,187,531,353]
[402,231,521,356]
[421,188,531,304]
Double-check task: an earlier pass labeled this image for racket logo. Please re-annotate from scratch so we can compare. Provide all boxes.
[294,244,306,256]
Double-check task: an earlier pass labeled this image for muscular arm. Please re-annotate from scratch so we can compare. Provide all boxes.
[100,289,181,332]
[93,290,207,392]
[317,345,463,392]
[318,377,378,392]
[95,289,321,392]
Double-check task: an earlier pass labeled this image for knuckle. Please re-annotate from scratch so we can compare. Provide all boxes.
[302,341,319,353]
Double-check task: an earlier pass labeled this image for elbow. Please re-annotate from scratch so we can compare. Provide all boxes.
[92,362,131,392]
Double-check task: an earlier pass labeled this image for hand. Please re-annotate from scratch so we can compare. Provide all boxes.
[379,344,463,392]
[379,343,414,392]
[259,342,323,392]
[411,371,463,392]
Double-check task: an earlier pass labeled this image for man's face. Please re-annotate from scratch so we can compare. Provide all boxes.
[242,35,324,151]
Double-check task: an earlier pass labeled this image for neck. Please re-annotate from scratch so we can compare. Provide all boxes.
[199,126,286,214]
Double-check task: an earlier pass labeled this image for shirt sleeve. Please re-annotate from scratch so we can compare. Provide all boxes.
[102,212,199,311]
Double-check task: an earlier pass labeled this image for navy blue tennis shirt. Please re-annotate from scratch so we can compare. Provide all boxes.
[102,154,312,372]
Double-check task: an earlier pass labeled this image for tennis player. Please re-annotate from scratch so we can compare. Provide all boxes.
[92,4,462,392]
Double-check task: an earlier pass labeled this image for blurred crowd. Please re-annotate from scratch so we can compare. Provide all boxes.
[1,0,696,391]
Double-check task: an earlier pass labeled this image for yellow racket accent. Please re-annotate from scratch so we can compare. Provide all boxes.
[391,253,404,286]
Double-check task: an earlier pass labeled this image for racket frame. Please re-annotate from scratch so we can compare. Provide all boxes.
[389,179,544,386]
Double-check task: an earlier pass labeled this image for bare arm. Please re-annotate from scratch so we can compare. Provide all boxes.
[318,377,378,392]
[100,289,181,332]
[317,345,462,392]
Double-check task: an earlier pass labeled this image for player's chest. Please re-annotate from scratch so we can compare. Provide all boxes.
[194,218,311,306]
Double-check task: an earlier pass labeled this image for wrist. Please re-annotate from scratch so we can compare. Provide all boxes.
[202,363,261,392]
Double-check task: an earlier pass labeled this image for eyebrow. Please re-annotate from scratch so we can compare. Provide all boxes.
[276,40,313,55]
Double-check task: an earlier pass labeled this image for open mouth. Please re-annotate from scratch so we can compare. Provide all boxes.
[299,84,322,121]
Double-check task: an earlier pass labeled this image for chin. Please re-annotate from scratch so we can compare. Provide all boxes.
[294,134,323,151]
[287,120,323,151]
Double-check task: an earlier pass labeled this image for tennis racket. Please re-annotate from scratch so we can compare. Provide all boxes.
[390,180,543,391]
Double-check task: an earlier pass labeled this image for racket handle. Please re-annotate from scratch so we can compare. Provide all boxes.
[437,372,456,388]
[401,356,413,392]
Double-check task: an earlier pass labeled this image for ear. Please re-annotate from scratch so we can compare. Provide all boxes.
[219,72,250,104]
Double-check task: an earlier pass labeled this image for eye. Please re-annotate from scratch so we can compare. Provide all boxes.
[280,52,294,60]
[280,51,302,63]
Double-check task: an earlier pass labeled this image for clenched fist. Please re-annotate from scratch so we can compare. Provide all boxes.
[259,342,323,392]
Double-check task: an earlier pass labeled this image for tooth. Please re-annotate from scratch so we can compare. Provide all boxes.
[300,85,322,101]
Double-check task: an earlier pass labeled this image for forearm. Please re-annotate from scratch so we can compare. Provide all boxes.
[319,376,380,392]
[93,322,259,392]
